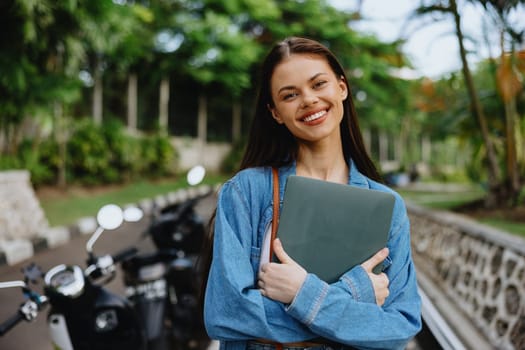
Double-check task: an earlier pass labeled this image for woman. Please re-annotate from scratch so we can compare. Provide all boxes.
[203,37,421,350]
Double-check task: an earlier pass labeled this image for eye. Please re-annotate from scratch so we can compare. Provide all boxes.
[313,80,327,89]
[282,92,298,101]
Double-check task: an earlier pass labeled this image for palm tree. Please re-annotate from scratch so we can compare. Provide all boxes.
[476,0,525,205]
[412,0,524,207]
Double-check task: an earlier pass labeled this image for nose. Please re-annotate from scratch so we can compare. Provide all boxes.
[301,91,318,108]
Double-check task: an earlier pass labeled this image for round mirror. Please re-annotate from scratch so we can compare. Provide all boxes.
[187,165,206,186]
[123,206,143,222]
[96,204,123,230]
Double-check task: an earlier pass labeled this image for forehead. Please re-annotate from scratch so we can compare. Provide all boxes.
[271,54,334,86]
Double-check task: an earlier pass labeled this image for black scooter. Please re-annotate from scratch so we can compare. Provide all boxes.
[120,165,212,350]
[0,204,146,350]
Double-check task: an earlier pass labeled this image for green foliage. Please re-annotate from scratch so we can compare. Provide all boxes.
[0,119,171,186]
[19,138,60,185]
[139,133,177,177]
[0,137,60,186]
[0,0,460,188]
[65,119,177,184]
[176,9,262,96]
[101,118,140,179]
[0,155,22,170]
[67,119,114,184]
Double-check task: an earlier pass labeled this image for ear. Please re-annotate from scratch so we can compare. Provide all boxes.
[268,104,284,124]
[339,76,348,100]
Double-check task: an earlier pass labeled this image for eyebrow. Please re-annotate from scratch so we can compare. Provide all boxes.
[277,72,328,95]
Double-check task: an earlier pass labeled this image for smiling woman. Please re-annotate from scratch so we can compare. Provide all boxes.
[201,37,422,350]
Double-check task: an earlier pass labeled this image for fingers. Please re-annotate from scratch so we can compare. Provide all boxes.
[257,242,307,303]
[361,247,389,273]
[373,273,390,306]
[272,238,293,264]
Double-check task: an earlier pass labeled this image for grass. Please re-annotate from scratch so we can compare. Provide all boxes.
[38,173,228,227]
[397,189,486,210]
[397,184,525,237]
[479,218,525,235]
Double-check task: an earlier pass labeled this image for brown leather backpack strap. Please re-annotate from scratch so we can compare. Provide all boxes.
[270,167,279,262]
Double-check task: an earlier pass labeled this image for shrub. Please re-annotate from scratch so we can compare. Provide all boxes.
[67,119,113,185]
[140,133,177,177]
[18,138,59,186]
[0,154,22,170]
[1,118,178,187]
[101,118,142,181]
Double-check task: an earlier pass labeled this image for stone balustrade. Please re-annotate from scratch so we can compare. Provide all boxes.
[408,202,525,350]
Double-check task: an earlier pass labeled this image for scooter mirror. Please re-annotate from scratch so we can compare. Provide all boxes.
[123,206,143,222]
[187,165,206,186]
[97,204,124,230]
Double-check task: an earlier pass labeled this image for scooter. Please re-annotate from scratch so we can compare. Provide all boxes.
[120,165,212,350]
[0,204,146,350]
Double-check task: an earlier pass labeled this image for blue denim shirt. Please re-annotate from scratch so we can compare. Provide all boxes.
[204,160,421,350]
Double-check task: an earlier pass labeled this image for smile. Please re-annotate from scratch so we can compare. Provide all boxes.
[302,110,327,122]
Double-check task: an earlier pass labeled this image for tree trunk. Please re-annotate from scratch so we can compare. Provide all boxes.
[93,60,103,125]
[54,102,67,188]
[127,73,138,132]
[450,0,501,206]
[198,94,207,144]
[504,98,520,203]
[378,131,388,163]
[362,128,371,155]
[497,30,521,205]
[397,117,410,169]
[232,100,241,142]
[159,77,170,133]
[421,135,431,164]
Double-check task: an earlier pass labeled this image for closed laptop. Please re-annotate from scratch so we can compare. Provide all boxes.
[276,175,395,282]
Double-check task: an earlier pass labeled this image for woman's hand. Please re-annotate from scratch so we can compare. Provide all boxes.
[361,248,390,306]
[258,238,307,304]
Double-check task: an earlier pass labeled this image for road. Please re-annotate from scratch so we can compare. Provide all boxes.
[0,193,217,350]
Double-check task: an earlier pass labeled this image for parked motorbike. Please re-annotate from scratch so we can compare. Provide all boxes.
[0,204,146,350]
[120,165,212,350]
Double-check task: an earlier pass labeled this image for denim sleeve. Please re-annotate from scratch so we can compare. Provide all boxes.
[286,197,422,349]
[204,180,317,342]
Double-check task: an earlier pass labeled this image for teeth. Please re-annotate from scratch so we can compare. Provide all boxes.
[303,110,326,122]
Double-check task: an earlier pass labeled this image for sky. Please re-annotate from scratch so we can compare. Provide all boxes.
[329,0,524,79]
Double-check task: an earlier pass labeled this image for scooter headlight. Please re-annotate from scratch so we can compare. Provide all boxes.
[94,309,118,332]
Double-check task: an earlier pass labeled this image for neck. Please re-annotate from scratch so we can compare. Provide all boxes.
[296,141,348,184]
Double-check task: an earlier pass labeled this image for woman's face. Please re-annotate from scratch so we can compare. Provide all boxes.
[269,54,348,144]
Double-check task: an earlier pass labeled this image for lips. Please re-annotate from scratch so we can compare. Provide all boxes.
[301,109,327,123]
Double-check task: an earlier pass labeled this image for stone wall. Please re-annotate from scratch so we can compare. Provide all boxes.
[0,170,48,241]
[0,170,50,265]
[408,203,525,350]
[171,137,231,172]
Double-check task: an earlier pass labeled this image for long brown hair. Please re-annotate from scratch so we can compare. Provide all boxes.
[241,36,381,181]
[198,36,382,308]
